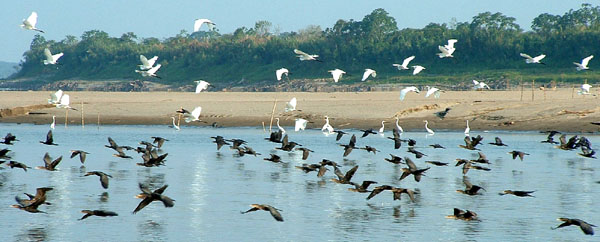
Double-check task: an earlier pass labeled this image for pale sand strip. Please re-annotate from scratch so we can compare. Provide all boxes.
[0,90,598,132]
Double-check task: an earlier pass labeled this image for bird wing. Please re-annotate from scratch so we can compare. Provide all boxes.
[463,178,473,189]
[147,56,158,67]
[52,53,64,62]
[333,166,345,180]
[342,165,359,182]
[154,185,169,195]
[100,174,109,189]
[366,187,386,200]
[402,56,415,68]
[446,39,457,49]
[412,66,423,75]
[59,94,70,107]
[399,88,411,101]
[405,157,417,171]
[148,64,161,75]
[266,206,284,222]
[285,97,297,112]
[158,195,175,207]
[361,69,375,81]
[533,54,546,62]
[27,12,38,27]
[520,53,533,60]
[44,48,53,61]
[43,152,52,166]
[581,55,594,67]
[425,87,438,98]
[293,49,309,56]
[349,134,357,147]
[49,156,62,169]
[133,197,153,214]
[191,106,202,119]
[194,19,210,32]
[438,45,450,55]
[70,150,80,159]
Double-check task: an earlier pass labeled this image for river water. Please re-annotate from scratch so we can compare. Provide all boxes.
[0,123,598,241]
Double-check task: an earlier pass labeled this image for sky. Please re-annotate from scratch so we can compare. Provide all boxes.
[0,0,592,63]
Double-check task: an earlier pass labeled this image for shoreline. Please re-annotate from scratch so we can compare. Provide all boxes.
[1,90,599,133]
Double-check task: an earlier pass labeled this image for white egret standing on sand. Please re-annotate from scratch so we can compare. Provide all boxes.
[464,120,470,136]
[138,55,158,70]
[48,90,63,104]
[412,65,425,75]
[578,84,592,95]
[276,68,289,81]
[183,107,202,123]
[50,115,56,129]
[170,117,180,130]
[135,64,161,78]
[43,48,63,65]
[275,118,286,133]
[193,19,216,32]
[424,120,435,135]
[520,53,546,65]
[195,80,210,93]
[328,69,346,82]
[399,86,420,101]
[393,56,415,70]
[395,117,404,133]
[378,121,386,135]
[21,12,44,33]
[437,45,455,58]
[294,49,321,62]
[574,55,593,71]
[295,118,308,132]
[472,80,491,90]
[361,69,376,81]
[425,86,442,99]
[322,116,334,134]
[285,97,297,112]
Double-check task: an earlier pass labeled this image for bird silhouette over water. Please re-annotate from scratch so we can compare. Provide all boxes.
[385,154,404,165]
[333,130,347,141]
[446,208,478,221]
[360,129,377,138]
[84,171,112,189]
[241,204,284,222]
[79,210,118,220]
[7,161,30,171]
[39,130,57,145]
[1,133,18,145]
[133,183,175,214]
[400,158,430,182]
[331,165,359,184]
[70,150,89,164]
[456,177,485,195]
[295,147,313,160]
[541,131,560,144]
[151,136,169,148]
[348,180,378,193]
[489,137,508,146]
[508,151,529,161]
[36,152,62,171]
[500,190,535,197]
[552,218,596,235]
[211,136,230,150]
[264,154,283,163]
[12,187,53,213]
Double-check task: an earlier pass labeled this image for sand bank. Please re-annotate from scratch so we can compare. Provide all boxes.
[0,90,599,132]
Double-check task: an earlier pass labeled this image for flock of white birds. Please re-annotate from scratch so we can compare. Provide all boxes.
[19,11,596,134]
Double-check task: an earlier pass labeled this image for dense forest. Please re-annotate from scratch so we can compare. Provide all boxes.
[9,4,600,86]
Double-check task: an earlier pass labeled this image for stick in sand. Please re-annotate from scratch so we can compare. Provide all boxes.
[269,99,277,132]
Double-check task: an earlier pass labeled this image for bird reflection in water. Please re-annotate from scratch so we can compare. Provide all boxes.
[99,192,109,203]
[16,227,47,242]
[138,220,165,241]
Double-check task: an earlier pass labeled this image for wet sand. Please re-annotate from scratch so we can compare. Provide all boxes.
[0,90,599,132]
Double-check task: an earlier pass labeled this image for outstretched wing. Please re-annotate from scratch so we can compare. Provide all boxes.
[519,53,532,59]
[27,12,38,27]
[402,56,415,67]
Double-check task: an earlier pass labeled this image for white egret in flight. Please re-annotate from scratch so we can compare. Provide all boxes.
[424,120,435,135]
[444,39,458,50]
[295,118,308,132]
[399,86,420,101]
[194,19,216,32]
[412,65,425,75]
[48,90,63,104]
[437,45,455,58]
[393,56,415,70]
[21,12,44,33]
[43,48,63,65]
[574,55,593,71]
[328,69,346,82]
[520,53,546,65]
[285,97,297,112]
[578,84,592,95]
[195,80,210,93]
[361,69,376,81]
[135,64,161,78]
[138,55,158,70]
[183,107,202,123]
[276,68,289,81]
[425,86,442,99]
[294,49,321,62]
[472,80,491,90]
[322,116,334,134]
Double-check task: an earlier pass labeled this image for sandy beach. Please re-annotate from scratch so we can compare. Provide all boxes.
[0,89,599,132]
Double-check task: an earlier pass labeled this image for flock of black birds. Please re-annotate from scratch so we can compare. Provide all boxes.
[1,130,175,219]
[0,124,597,236]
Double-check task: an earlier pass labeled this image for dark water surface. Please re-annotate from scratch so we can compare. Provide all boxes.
[1,123,598,241]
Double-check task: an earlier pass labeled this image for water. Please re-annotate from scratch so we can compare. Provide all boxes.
[1,123,598,241]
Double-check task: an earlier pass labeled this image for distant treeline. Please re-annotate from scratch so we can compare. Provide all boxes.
[10,4,600,85]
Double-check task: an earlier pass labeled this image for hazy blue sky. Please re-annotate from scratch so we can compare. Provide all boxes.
[1,0,592,62]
